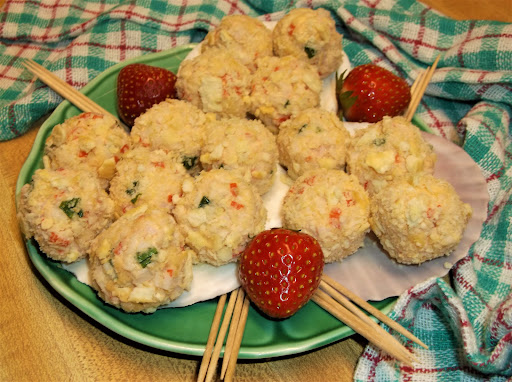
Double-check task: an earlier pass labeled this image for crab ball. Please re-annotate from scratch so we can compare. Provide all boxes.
[273,8,343,79]
[347,116,437,195]
[130,99,208,174]
[176,48,251,118]
[249,55,322,134]
[173,169,267,266]
[200,117,278,195]
[201,15,273,72]
[17,168,115,263]
[277,108,350,180]
[44,112,130,188]
[370,174,473,265]
[282,169,370,263]
[89,205,194,313]
[109,147,192,218]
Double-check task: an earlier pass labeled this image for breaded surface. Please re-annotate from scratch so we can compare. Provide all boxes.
[273,8,343,79]
[200,117,278,195]
[201,15,273,72]
[173,169,266,266]
[89,205,194,313]
[17,167,115,263]
[249,55,322,133]
[131,99,207,174]
[282,169,370,263]
[347,116,437,195]
[109,147,191,217]
[277,108,349,180]
[176,48,251,118]
[370,174,473,265]
[44,112,130,187]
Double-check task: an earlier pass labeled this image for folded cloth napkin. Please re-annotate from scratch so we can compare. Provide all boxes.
[1,0,511,379]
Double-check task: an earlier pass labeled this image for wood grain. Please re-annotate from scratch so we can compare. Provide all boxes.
[1,2,510,381]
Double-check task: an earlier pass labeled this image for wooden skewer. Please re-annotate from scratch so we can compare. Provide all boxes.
[220,289,247,376]
[223,296,250,382]
[197,293,227,382]
[408,70,426,102]
[22,59,126,128]
[200,275,425,380]
[199,289,239,382]
[404,55,441,121]
[312,289,417,366]
[322,275,428,349]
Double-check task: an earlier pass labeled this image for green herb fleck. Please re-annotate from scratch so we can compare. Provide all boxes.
[373,138,386,146]
[59,198,81,219]
[199,196,210,208]
[304,46,316,59]
[136,247,158,268]
[182,156,198,170]
[298,124,308,133]
[131,193,142,204]
[284,100,290,108]
[126,181,139,195]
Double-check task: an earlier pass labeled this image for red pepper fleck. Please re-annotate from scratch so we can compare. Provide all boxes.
[168,194,173,203]
[305,156,313,162]
[120,144,129,153]
[113,241,123,255]
[344,192,355,207]
[329,208,342,229]
[152,161,165,168]
[276,115,290,124]
[230,183,238,197]
[395,154,401,163]
[288,24,295,36]
[304,175,316,186]
[114,156,120,163]
[49,232,70,247]
[231,201,244,210]
[78,150,88,158]
[167,269,174,277]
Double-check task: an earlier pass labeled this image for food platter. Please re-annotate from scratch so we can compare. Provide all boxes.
[16,44,488,358]
[16,45,396,358]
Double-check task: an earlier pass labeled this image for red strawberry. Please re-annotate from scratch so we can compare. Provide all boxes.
[239,228,324,319]
[116,63,177,126]
[337,64,411,123]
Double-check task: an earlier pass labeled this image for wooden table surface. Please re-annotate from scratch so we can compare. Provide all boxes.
[1,1,510,381]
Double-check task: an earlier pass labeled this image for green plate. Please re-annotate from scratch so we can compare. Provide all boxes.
[16,45,396,359]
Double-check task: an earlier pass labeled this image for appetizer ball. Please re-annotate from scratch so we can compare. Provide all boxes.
[277,108,350,180]
[201,15,273,72]
[347,116,437,195]
[200,117,278,195]
[44,112,130,187]
[17,168,115,263]
[130,99,208,174]
[273,7,343,79]
[370,174,473,265]
[89,205,194,313]
[173,169,267,266]
[176,48,251,118]
[282,169,370,263]
[109,147,192,218]
[249,55,322,133]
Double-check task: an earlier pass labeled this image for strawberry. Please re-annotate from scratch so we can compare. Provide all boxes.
[116,63,177,126]
[239,228,324,319]
[337,64,411,123]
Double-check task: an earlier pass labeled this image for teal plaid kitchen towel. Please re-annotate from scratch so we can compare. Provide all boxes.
[2,0,511,380]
